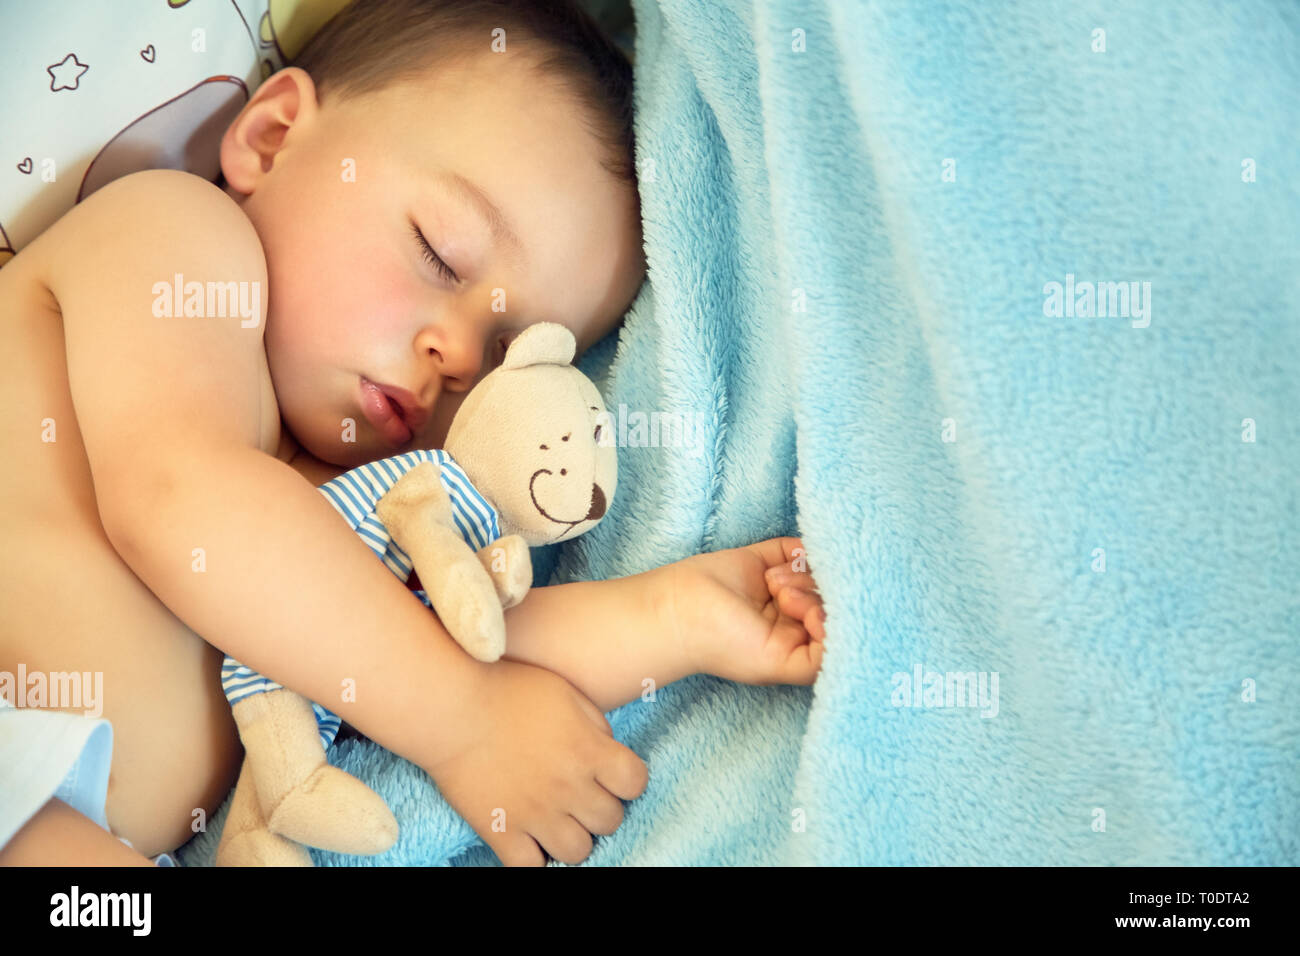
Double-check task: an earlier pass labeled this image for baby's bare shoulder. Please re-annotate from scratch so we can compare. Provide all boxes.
[30,171,278,504]
[37,170,266,302]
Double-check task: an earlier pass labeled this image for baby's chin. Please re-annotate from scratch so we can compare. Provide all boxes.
[311,441,382,468]
[280,410,381,468]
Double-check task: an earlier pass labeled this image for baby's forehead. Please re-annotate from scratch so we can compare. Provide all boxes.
[347,64,610,171]
[377,44,560,103]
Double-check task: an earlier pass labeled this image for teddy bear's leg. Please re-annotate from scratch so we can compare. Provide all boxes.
[476,535,532,610]
[231,688,398,856]
[215,759,314,867]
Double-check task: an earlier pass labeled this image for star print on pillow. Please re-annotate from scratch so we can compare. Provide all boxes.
[46,53,89,92]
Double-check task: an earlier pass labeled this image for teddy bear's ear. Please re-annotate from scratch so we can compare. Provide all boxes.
[502,322,576,369]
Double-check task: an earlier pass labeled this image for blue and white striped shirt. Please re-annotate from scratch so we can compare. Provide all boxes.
[221,449,501,750]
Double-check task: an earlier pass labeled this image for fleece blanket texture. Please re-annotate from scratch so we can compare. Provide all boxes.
[178,0,1299,866]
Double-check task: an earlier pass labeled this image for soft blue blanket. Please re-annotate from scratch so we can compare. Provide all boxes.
[180,0,1299,866]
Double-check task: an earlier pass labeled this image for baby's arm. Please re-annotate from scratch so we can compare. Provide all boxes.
[500,571,688,713]
[502,538,828,713]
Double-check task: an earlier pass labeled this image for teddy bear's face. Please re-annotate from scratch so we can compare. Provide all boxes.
[443,330,617,547]
[504,366,616,545]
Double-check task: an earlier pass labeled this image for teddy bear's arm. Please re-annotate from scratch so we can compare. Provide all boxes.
[475,536,532,610]
[374,462,509,662]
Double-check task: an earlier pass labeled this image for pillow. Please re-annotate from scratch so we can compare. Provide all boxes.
[0,0,349,267]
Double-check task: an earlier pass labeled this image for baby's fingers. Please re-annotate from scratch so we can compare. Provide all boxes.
[751,536,818,582]
[776,585,827,642]
[769,617,826,685]
[766,565,819,588]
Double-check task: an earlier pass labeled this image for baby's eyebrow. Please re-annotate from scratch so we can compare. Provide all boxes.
[437,170,525,264]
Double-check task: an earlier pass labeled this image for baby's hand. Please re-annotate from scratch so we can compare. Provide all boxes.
[663,536,828,686]
[420,659,647,866]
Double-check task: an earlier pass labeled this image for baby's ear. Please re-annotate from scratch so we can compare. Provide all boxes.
[502,322,576,369]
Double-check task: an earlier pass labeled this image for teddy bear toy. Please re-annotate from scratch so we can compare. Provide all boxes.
[215,321,617,866]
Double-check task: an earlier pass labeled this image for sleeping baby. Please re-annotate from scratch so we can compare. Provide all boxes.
[0,0,826,867]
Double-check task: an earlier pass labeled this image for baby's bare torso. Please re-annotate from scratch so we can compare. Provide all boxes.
[0,206,337,857]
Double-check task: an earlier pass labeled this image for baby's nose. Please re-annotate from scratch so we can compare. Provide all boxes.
[430,336,486,391]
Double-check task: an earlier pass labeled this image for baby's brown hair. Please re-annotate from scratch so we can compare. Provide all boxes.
[292,0,637,189]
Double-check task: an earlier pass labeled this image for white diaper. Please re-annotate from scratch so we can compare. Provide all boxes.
[0,697,176,865]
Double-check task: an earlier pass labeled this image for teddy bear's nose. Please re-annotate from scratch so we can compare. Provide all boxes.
[585,484,606,521]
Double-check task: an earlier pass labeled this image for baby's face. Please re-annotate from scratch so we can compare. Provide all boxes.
[223,54,644,466]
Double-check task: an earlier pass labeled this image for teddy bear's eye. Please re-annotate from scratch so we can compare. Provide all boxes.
[539,444,548,450]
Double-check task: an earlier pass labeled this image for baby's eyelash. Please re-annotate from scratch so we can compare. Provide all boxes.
[410,222,459,284]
